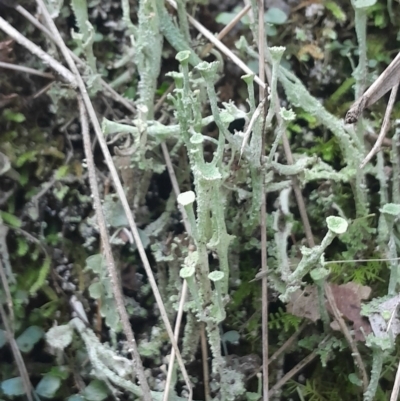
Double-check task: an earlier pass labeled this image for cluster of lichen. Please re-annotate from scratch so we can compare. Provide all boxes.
[3,0,400,399]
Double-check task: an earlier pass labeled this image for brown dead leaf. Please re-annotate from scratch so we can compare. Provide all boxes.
[0,39,14,63]
[327,282,372,341]
[287,282,372,341]
[287,285,320,322]
[0,93,19,109]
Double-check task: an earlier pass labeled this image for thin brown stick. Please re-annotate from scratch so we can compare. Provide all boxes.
[284,153,314,246]
[365,131,392,147]
[325,283,369,391]
[346,51,400,124]
[0,227,14,325]
[77,94,152,400]
[360,83,398,169]
[165,0,265,87]
[162,280,187,401]
[154,84,175,114]
[15,5,136,115]
[200,322,211,401]
[33,1,192,396]
[160,142,190,401]
[200,4,251,57]
[0,61,54,79]
[0,16,77,86]
[160,127,209,401]
[268,344,322,397]
[390,359,400,401]
[157,7,250,121]
[268,322,308,365]
[155,5,249,118]
[256,0,269,399]
[31,81,54,99]
[0,300,33,401]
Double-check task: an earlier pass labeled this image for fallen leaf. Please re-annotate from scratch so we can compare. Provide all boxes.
[0,93,18,109]
[327,282,372,341]
[0,39,14,63]
[287,285,320,322]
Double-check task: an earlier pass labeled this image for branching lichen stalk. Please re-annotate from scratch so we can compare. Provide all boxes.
[176,0,190,43]
[278,66,370,217]
[363,346,383,401]
[155,0,201,67]
[122,0,162,118]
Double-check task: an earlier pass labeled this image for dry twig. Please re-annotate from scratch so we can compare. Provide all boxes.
[243,4,315,248]
[268,340,326,397]
[0,16,77,86]
[256,1,269,399]
[35,1,193,396]
[15,5,136,114]
[268,322,308,365]
[165,0,265,87]
[160,140,191,401]
[77,94,152,399]
[200,4,251,57]
[360,83,398,169]
[0,60,54,78]
[325,283,369,391]
[0,296,33,401]
[390,359,400,401]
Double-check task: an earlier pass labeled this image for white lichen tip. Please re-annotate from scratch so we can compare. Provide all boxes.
[180,265,195,279]
[195,61,219,75]
[241,73,255,83]
[137,104,148,114]
[177,191,196,206]
[46,324,73,350]
[208,271,224,282]
[279,107,296,122]
[269,46,286,61]
[380,203,400,216]
[176,50,191,63]
[353,0,377,9]
[326,216,348,235]
[195,61,211,71]
[166,71,184,82]
[220,110,235,124]
[190,133,204,145]
[310,267,330,282]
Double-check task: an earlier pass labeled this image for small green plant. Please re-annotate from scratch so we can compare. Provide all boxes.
[269,307,302,332]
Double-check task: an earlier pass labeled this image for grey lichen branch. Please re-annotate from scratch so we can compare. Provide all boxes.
[122,0,162,118]
[169,51,245,400]
[380,203,400,295]
[70,0,100,93]
[278,65,370,217]
[78,94,151,399]
[281,216,349,301]
[102,115,215,142]
[47,319,188,401]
